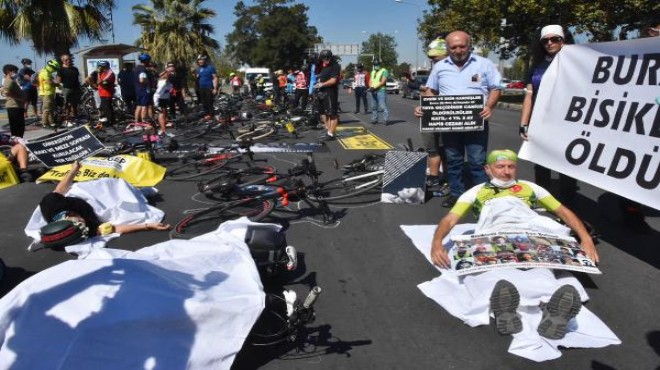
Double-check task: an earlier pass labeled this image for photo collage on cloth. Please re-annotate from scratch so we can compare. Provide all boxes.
[449,232,600,275]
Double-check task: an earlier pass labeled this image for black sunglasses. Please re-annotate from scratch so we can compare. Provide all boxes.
[541,36,563,45]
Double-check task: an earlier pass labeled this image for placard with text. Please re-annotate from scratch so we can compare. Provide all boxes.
[24,126,105,168]
[419,95,484,133]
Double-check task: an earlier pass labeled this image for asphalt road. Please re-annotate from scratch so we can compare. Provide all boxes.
[1,89,658,370]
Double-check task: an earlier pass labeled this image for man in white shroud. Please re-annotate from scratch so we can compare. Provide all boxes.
[430,149,598,339]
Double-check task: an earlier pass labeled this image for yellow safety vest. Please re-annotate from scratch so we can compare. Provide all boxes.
[370,68,386,89]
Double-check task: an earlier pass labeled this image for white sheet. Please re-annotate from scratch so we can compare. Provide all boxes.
[1,217,266,369]
[24,178,166,257]
[402,224,621,362]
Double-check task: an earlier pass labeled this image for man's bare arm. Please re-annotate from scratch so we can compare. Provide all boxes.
[430,212,462,268]
[553,205,599,263]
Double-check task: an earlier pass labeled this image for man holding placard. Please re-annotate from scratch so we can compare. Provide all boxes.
[415,31,502,208]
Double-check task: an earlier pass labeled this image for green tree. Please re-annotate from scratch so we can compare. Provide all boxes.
[359,33,398,72]
[133,0,218,67]
[225,0,321,70]
[419,0,657,66]
[0,0,113,56]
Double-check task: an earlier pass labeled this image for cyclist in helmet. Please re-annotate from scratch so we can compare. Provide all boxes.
[38,161,170,248]
[37,59,60,128]
[95,60,116,127]
[134,52,155,122]
[313,49,340,140]
[194,53,218,119]
[18,58,38,118]
[229,72,242,94]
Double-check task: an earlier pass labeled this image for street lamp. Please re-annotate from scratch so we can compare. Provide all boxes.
[394,0,422,72]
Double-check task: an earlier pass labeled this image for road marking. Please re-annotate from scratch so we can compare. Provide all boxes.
[336,126,393,150]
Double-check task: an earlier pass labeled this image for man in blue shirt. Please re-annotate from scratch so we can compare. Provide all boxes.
[195,55,218,119]
[415,30,502,208]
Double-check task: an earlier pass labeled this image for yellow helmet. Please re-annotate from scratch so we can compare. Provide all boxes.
[427,38,448,58]
[265,99,273,106]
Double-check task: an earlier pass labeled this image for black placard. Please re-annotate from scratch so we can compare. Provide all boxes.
[24,126,105,167]
[420,95,484,132]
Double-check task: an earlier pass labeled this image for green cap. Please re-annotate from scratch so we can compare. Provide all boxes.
[486,149,518,164]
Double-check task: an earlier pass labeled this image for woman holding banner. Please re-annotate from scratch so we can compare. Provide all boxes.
[519,25,578,204]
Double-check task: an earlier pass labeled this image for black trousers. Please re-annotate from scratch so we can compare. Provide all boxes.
[199,88,214,116]
[293,89,309,110]
[99,96,115,126]
[354,86,368,112]
[7,107,25,137]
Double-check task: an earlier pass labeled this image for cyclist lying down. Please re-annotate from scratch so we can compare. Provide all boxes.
[37,161,170,246]
[430,149,599,340]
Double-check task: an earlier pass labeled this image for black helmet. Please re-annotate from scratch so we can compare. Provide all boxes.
[21,58,32,65]
[319,49,332,60]
[357,63,364,70]
[96,60,110,68]
[307,51,319,64]
[373,59,382,66]
[197,54,208,61]
[39,220,87,249]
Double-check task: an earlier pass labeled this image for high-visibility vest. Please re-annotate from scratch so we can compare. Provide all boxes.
[295,72,307,89]
[370,68,386,89]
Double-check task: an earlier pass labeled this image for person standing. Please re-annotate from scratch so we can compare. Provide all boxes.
[96,61,116,128]
[415,30,502,208]
[369,59,389,125]
[420,37,449,191]
[195,55,218,119]
[118,63,136,114]
[56,53,81,126]
[166,62,186,119]
[37,59,60,129]
[134,53,154,123]
[2,64,26,137]
[519,25,578,203]
[154,65,175,137]
[276,70,287,106]
[292,66,309,110]
[352,63,369,114]
[314,49,341,140]
[17,58,38,119]
[229,72,242,94]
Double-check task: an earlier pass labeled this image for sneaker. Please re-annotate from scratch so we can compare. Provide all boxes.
[163,131,175,138]
[19,171,33,183]
[65,120,76,128]
[318,132,335,141]
[441,195,458,208]
[490,280,522,335]
[537,284,582,340]
[370,121,378,125]
[426,176,441,187]
[165,121,174,128]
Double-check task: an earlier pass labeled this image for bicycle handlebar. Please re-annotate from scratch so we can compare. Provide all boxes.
[302,286,322,309]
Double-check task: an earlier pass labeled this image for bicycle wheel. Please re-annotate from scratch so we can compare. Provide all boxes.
[178,122,210,140]
[198,166,276,194]
[170,198,275,239]
[235,126,275,142]
[166,157,234,181]
[311,172,383,202]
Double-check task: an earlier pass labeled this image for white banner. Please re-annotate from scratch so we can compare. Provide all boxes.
[519,38,659,210]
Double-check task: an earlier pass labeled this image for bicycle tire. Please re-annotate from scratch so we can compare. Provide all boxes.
[310,173,383,202]
[170,198,275,239]
[103,124,149,142]
[179,122,210,140]
[236,121,272,134]
[235,126,275,142]
[199,166,276,194]
[166,157,232,181]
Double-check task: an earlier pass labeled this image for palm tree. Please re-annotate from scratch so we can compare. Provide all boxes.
[132,0,218,66]
[0,0,113,56]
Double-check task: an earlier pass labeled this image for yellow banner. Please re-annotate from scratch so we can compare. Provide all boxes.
[0,153,19,189]
[37,155,166,187]
[336,126,393,150]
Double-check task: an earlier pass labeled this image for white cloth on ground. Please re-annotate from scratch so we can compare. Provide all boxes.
[401,199,621,362]
[0,217,266,370]
[24,178,165,257]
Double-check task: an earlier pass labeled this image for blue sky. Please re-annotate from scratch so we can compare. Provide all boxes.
[1,0,431,71]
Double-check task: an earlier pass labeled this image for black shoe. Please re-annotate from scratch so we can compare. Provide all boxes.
[537,285,582,340]
[370,121,378,125]
[490,280,522,335]
[441,195,458,208]
[318,132,335,141]
[19,171,33,183]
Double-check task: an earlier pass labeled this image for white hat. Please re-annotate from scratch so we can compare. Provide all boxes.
[540,25,564,40]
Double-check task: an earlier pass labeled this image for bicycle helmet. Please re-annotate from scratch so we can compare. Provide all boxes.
[197,54,208,62]
[46,59,60,69]
[427,37,448,58]
[230,72,236,77]
[319,49,332,60]
[96,60,110,68]
[372,59,382,67]
[307,51,319,64]
[21,58,32,65]
[39,219,87,249]
[138,53,151,63]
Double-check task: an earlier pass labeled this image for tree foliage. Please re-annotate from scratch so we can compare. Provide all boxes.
[133,0,218,67]
[225,0,320,70]
[0,0,113,55]
[358,33,398,72]
[419,0,658,61]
